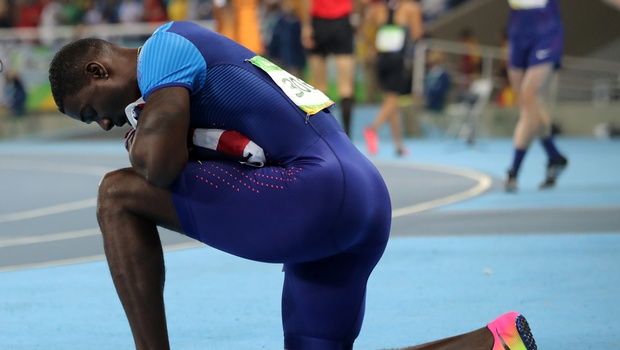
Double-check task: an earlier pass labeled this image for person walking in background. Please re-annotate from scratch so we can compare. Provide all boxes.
[362,0,423,156]
[300,0,357,136]
[504,0,568,192]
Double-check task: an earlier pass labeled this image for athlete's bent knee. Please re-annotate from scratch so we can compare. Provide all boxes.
[97,168,139,220]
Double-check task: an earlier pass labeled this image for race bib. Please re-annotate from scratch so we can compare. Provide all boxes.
[375,25,407,53]
[249,56,334,115]
[508,0,548,9]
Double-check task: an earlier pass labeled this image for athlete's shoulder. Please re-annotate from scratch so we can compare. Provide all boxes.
[138,21,208,99]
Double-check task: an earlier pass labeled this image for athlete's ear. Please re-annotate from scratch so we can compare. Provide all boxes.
[85,62,108,79]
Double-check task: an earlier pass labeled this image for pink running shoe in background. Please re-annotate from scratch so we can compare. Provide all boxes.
[363,127,379,155]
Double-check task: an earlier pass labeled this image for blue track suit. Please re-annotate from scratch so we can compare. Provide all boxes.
[137,21,392,349]
[508,0,564,69]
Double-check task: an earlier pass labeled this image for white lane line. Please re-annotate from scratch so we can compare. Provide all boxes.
[382,162,493,218]
[0,160,109,223]
[0,160,112,176]
[0,198,97,223]
[0,228,101,248]
[0,241,202,273]
[0,161,492,271]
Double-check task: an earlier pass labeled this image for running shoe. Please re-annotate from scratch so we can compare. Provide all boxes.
[363,127,379,155]
[487,312,538,350]
[504,170,518,193]
[539,156,568,189]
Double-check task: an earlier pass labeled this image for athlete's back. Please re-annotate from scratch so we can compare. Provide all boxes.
[138,21,338,164]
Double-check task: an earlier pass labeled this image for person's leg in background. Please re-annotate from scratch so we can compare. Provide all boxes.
[505,62,566,191]
[335,53,356,136]
[365,90,406,156]
[307,53,328,93]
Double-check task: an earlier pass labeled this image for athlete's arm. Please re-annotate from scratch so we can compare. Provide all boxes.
[129,86,190,188]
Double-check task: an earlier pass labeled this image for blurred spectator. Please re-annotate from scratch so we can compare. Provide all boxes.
[40,0,64,28]
[167,0,189,20]
[424,50,451,113]
[268,0,306,78]
[61,0,84,25]
[188,0,214,20]
[1,67,28,138]
[118,0,144,23]
[83,0,105,25]
[457,27,481,87]
[5,68,27,118]
[100,0,121,23]
[144,0,168,22]
[261,0,280,52]
[39,0,65,46]
[0,0,14,27]
[15,0,44,28]
[212,0,264,55]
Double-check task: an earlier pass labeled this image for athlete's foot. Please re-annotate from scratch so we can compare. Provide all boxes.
[539,156,568,189]
[363,127,379,155]
[505,170,518,193]
[488,312,538,350]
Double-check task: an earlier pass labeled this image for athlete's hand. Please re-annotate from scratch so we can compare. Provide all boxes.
[124,128,136,151]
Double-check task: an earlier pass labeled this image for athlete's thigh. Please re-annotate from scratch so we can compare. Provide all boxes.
[168,158,347,263]
[99,168,181,232]
[282,240,386,347]
[522,63,554,97]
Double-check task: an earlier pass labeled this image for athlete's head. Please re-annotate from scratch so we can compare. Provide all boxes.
[49,38,140,130]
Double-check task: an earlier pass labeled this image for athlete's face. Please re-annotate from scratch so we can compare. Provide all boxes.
[63,78,131,131]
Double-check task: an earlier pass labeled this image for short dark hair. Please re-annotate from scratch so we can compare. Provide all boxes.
[48,38,113,114]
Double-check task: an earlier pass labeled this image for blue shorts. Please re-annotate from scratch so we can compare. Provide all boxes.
[170,113,392,348]
[508,28,563,70]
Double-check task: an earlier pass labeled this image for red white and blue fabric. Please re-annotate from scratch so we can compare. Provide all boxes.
[124,98,266,167]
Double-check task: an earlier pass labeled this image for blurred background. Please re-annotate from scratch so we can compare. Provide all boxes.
[0,0,619,141]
